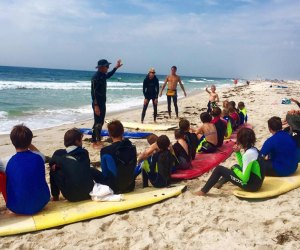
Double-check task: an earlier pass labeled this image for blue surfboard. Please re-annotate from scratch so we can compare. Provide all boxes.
[79,128,152,139]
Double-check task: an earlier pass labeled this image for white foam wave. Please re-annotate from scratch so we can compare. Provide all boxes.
[0,111,8,118]
[0,80,143,90]
[188,79,205,83]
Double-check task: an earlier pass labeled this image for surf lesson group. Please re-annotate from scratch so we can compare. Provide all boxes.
[0,58,300,236]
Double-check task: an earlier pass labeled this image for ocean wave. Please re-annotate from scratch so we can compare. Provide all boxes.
[0,80,143,90]
[188,79,205,83]
[0,111,8,118]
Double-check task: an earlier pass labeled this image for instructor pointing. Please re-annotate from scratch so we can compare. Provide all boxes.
[91,59,123,146]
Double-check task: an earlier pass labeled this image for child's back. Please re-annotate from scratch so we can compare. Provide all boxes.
[6,151,50,215]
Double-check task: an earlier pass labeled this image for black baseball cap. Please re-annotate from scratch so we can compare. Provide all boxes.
[96,59,111,68]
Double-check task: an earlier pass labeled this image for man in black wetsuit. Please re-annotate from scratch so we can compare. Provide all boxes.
[141,67,159,123]
[91,59,122,147]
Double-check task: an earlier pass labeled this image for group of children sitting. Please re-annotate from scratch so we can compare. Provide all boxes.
[0,94,299,215]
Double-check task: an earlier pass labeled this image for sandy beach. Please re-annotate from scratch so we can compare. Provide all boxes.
[1,80,300,249]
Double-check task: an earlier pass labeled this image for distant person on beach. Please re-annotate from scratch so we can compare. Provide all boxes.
[234,79,238,86]
[5,125,50,214]
[141,67,159,123]
[195,128,264,196]
[91,59,123,147]
[205,85,219,114]
[260,117,298,176]
[160,66,187,119]
[49,128,94,202]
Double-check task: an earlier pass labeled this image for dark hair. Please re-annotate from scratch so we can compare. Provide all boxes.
[211,107,221,117]
[171,66,177,71]
[174,129,185,140]
[200,112,212,123]
[147,134,158,145]
[237,127,256,149]
[238,102,245,109]
[107,120,124,138]
[229,101,236,108]
[179,118,190,132]
[228,107,235,114]
[10,124,33,149]
[268,116,282,132]
[157,135,170,151]
[64,128,83,147]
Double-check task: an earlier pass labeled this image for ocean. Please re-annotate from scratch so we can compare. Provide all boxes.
[0,66,237,134]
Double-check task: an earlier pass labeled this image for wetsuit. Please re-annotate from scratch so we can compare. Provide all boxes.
[239,108,248,125]
[142,150,177,188]
[211,117,227,147]
[184,132,198,160]
[223,116,234,139]
[197,136,217,153]
[92,139,137,193]
[141,75,159,122]
[201,148,264,193]
[6,151,50,215]
[173,142,192,170]
[91,67,117,142]
[207,101,217,114]
[260,130,298,176]
[49,146,94,202]
[166,89,178,117]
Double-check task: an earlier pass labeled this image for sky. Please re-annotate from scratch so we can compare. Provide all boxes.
[0,0,299,79]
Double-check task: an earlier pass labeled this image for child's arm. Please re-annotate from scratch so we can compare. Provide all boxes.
[137,143,158,163]
[205,87,211,94]
[29,144,46,163]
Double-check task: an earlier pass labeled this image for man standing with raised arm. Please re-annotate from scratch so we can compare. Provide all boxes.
[159,66,187,119]
[91,59,123,147]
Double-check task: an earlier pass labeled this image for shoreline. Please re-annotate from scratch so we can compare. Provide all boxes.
[1,80,300,249]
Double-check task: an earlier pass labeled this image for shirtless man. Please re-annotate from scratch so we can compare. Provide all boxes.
[206,85,219,114]
[159,66,187,118]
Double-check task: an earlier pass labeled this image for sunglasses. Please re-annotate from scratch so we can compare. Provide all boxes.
[150,71,155,74]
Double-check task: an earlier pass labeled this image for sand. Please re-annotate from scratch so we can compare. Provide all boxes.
[1,80,300,249]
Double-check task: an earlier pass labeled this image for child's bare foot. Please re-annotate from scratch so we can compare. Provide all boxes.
[194,190,206,196]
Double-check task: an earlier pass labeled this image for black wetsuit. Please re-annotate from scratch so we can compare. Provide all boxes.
[141,75,159,122]
[91,68,117,142]
[167,90,178,117]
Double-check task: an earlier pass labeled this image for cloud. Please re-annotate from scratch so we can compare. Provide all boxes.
[0,0,299,78]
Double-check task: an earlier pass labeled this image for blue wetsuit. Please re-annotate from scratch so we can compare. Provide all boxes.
[260,130,298,176]
[6,151,50,215]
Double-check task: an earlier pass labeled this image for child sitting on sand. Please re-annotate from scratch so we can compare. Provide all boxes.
[0,159,7,202]
[223,100,229,109]
[222,108,234,139]
[211,107,227,147]
[195,112,218,153]
[260,117,298,176]
[195,127,264,196]
[173,129,192,170]
[5,125,50,215]
[49,128,94,202]
[93,120,137,193]
[228,106,239,130]
[238,102,248,125]
[142,135,177,188]
[179,118,198,160]
[206,85,219,114]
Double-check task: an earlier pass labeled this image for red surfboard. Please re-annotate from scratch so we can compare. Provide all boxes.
[171,140,235,180]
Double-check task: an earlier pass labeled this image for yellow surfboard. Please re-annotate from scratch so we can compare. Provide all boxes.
[233,168,300,199]
[0,185,185,237]
[106,120,177,131]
